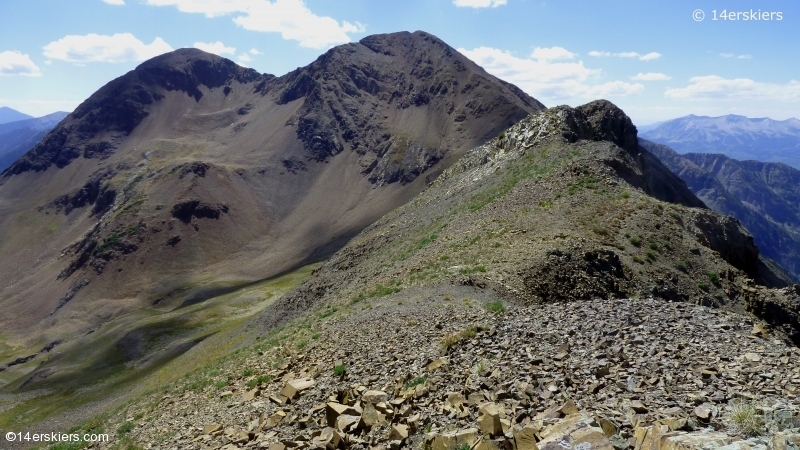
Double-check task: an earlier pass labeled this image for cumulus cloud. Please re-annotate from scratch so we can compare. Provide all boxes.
[249,48,262,55]
[589,51,662,61]
[237,53,252,63]
[43,33,173,63]
[631,72,671,81]
[102,0,125,5]
[0,51,42,76]
[530,46,574,61]
[720,53,752,59]
[194,41,236,55]
[453,0,507,8]
[147,0,365,48]
[665,76,800,102]
[458,46,643,102]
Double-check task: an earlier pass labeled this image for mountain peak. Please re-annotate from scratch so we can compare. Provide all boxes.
[0,106,34,125]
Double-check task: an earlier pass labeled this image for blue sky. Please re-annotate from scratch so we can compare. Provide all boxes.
[0,0,797,125]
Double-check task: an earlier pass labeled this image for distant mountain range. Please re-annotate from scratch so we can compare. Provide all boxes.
[0,111,70,172]
[0,106,33,124]
[642,139,800,283]
[640,114,800,169]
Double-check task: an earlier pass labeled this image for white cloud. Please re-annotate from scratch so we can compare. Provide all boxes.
[458,46,643,102]
[720,53,752,59]
[147,0,365,49]
[631,72,671,81]
[589,50,662,61]
[193,41,236,55]
[43,33,173,63]
[639,52,661,61]
[249,48,262,55]
[453,0,507,8]
[0,51,42,76]
[102,0,125,5]
[665,75,800,101]
[237,53,252,63]
[530,46,574,61]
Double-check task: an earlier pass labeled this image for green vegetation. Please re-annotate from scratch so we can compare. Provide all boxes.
[458,265,486,274]
[646,251,656,262]
[441,326,478,350]
[708,271,720,284]
[457,445,471,450]
[674,260,689,272]
[246,375,273,389]
[365,282,402,298]
[296,340,308,350]
[630,236,642,247]
[114,194,146,219]
[726,400,765,436]
[592,226,608,236]
[484,301,506,313]
[468,149,554,212]
[116,421,134,436]
[698,282,709,291]
[567,175,599,195]
[403,375,428,389]
[334,364,347,376]
[94,231,123,254]
[167,163,187,176]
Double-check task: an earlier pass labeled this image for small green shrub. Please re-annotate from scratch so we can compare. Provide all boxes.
[649,242,659,251]
[498,131,506,139]
[404,376,428,389]
[296,340,308,350]
[312,333,321,340]
[592,226,609,236]
[698,282,709,291]
[117,422,134,436]
[246,375,273,389]
[674,260,689,272]
[485,301,506,313]
[214,380,228,389]
[726,400,765,436]
[646,251,656,262]
[458,266,486,274]
[334,364,347,376]
[630,236,642,247]
[242,368,256,377]
[708,272,720,284]
[632,256,644,264]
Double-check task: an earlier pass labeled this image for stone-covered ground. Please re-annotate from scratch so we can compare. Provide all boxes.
[104,291,800,450]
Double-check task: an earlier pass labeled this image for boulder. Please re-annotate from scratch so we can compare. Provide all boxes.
[478,403,504,437]
[431,428,479,450]
[363,390,389,404]
[281,378,315,400]
[538,413,614,450]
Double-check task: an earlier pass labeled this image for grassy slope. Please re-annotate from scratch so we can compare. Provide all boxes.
[0,264,317,438]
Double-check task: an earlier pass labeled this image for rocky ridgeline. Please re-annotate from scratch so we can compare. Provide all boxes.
[107,297,799,450]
